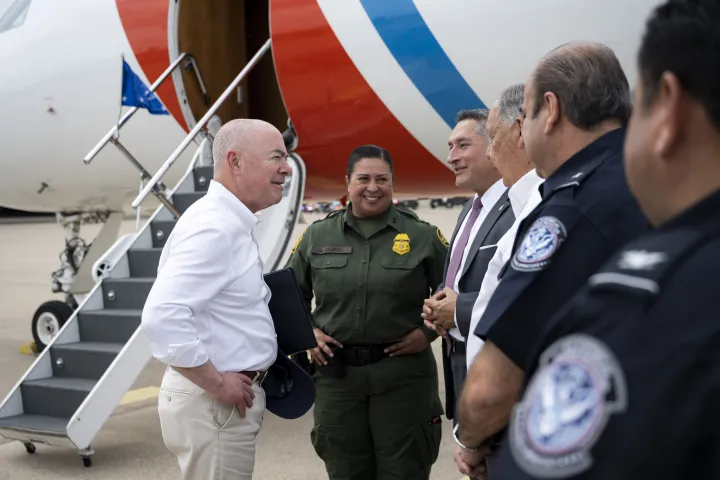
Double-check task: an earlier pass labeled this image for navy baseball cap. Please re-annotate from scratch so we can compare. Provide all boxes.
[262,351,315,419]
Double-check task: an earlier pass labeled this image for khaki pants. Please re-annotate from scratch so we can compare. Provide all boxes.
[158,367,266,480]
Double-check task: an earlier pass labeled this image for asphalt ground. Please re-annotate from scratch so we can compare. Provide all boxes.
[0,202,469,479]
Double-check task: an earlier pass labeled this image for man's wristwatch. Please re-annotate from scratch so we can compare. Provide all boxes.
[452,423,482,452]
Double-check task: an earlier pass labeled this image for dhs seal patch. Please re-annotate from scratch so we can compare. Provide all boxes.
[512,216,567,272]
[509,334,627,478]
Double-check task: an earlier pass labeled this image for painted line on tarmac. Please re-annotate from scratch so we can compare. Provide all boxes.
[119,386,160,406]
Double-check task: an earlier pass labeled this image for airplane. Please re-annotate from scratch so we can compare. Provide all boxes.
[0,0,661,396]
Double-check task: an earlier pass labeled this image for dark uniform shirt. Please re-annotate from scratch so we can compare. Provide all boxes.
[489,186,720,479]
[285,202,448,345]
[474,128,651,370]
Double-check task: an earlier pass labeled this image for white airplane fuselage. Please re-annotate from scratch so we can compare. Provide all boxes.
[0,0,663,213]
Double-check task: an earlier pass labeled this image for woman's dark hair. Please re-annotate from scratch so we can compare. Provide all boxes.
[347,145,394,178]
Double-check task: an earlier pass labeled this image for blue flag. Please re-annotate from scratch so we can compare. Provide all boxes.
[121,60,168,115]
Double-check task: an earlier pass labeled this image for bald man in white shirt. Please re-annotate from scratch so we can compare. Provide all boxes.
[451,84,543,476]
[141,118,291,480]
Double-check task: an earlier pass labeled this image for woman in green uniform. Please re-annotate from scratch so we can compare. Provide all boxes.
[285,145,450,480]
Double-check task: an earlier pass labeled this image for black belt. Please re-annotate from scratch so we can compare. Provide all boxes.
[337,343,394,367]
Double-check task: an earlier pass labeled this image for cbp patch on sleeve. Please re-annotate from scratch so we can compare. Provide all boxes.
[291,230,305,255]
[509,334,628,478]
[436,228,449,247]
[512,216,567,272]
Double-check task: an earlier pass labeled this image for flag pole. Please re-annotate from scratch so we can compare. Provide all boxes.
[112,53,124,141]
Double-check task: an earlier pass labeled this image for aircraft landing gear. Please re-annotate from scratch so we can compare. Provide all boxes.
[23,442,36,454]
[31,300,75,352]
[29,211,109,351]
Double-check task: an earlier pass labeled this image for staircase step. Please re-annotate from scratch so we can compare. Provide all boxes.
[0,414,68,435]
[78,309,141,344]
[50,342,124,380]
[21,377,95,419]
[127,249,161,278]
[102,278,155,310]
[172,192,204,214]
[193,166,213,192]
[150,221,176,248]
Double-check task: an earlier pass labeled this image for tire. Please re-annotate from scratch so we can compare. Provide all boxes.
[31,300,74,351]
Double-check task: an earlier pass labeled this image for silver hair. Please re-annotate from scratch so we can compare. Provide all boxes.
[455,108,489,137]
[497,83,524,126]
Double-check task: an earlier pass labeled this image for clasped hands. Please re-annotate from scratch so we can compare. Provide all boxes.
[422,287,458,337]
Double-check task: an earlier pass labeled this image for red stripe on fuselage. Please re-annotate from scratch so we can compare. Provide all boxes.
[115,0,187,132]
[270,0,455,199]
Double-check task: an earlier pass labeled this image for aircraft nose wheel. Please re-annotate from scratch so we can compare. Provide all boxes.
[82,456,92,467]
[31,300,74,351]
[23,442,36,454]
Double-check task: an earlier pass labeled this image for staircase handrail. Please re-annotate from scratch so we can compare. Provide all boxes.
[131,39,271,210]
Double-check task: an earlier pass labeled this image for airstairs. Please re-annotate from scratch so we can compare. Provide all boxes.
[0,39,305,467]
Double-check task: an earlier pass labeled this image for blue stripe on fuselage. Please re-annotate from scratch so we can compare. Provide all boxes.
[359,0,487,128]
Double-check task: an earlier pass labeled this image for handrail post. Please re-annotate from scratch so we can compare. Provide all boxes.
[131,39,272,210]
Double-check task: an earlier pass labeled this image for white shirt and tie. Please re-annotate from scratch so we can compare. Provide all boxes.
[447,179,507,342]
[141,179,278,479]
[465,169,544,369]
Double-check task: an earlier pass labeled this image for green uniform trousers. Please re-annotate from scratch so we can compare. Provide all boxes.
[310,348,443,480]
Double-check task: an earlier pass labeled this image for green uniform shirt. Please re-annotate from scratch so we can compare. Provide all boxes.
[285,202,450,345]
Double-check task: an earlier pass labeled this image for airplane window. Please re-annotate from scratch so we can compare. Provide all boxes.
[0,0,31,34]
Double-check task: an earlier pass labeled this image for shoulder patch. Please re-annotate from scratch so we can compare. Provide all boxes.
[509,333,627,478]
[436,228,449,247]
[512,216,567,272]
[291,229,306,255]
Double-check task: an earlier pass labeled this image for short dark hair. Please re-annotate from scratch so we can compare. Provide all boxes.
[347,145,394,177]
[530,42,632,129]
[455,108,489,136]
[638,0,720,132]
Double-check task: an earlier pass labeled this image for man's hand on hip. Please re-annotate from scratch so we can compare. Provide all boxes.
[208,372,255,418]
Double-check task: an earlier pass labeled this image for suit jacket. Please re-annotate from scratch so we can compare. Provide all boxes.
[438,190,514,419]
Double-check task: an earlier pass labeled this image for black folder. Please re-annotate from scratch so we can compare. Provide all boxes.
[264,267,317,355]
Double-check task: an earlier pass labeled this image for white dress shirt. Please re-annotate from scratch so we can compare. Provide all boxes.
[449,179,506,341]
[141,180,278,373]
[465,170,545,368]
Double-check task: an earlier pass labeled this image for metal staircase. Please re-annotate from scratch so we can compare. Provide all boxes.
[0,39,305,467]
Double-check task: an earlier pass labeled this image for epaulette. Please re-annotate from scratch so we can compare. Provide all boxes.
[322,208,345,221]
[395,205,422,222]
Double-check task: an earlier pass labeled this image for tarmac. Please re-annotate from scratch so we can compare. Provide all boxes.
[0,202,468,480]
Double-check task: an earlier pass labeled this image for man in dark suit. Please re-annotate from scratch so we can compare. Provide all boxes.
[423,109,515,425]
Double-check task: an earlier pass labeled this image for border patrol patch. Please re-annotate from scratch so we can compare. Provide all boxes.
[436,228,449,247]
[392,233,410,255]
[291,230,305,255]
[512,216,567,272]
[509,334,627,478]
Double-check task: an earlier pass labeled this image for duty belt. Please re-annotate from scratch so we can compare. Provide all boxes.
[338,343,394,367]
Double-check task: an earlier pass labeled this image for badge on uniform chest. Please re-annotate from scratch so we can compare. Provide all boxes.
[392,233,410,255]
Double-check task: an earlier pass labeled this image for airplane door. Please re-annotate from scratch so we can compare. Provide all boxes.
[254,152,306,273]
